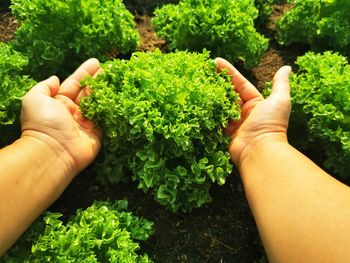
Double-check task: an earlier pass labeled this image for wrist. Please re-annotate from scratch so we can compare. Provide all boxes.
[20,131,78,180]
[236,132,289,172]
[0,131,77,253]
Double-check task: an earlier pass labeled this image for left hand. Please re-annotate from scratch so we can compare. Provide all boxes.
[20,58,102,175]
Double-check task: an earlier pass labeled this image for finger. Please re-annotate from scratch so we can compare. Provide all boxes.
[55,94,78,114]
[27,76,60,97]
[215,57,262,103]
[55,94,101,138]
[270,66,292,100]
[73,109,101,137]
[224,119,241,136]
[75,86,92,105]
[59,58,100,100]
[75,67,103,105]
[93,67,103,78]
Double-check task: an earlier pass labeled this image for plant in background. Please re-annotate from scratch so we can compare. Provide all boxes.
[254,0,274,23]
[81,49,240,212]
[254,0,288,28]
[11,0,140,80]
[276,0,350,56]
[1,200,153,262]
[267,52,349,179]
[152,0,269,67]
[0,42,36,147]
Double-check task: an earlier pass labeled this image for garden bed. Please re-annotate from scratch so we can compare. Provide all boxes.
[0,1,310,262]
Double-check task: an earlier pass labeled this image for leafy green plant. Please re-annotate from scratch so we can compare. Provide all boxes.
[283,52,350,179]
[0,42,36,147]
[276,0,350,56]
[254,0,288,26]
[11,0,140,79]
[152,0,268,67]
[80,49,240,212]
[254,0,274,23]
[1,200,153,262]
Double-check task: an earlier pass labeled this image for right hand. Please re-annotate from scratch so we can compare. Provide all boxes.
[215,58,292,168]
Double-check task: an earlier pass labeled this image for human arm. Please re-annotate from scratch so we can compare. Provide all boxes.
[0,59,101,255]
[215,58,350,263]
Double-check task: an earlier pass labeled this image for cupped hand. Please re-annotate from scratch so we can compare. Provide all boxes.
[21,58,102,175]
[215,58,292,168]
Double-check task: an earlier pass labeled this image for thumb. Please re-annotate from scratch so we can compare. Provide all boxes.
[270,66,292,100]
[28,76,60,97]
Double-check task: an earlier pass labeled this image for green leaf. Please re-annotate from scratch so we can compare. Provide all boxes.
[277,0,350,56]
[288,51,350,179]
[11,0,140,79]
[152,0,268,68]
[0,43,36,147]
[1,200,154,262]
[81,49,240,212]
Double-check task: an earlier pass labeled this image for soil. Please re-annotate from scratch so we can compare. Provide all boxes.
[0,2,306,262]
[0,12,17,42]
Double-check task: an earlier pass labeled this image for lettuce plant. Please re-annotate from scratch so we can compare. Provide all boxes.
[152,0,268,67]
[276,0,350,56]
[1,200,153,262]
[287,52,350,179]
[254,0,275,23]
[81,49,240,212]
[11,0,140,79]
[0,42,36,147]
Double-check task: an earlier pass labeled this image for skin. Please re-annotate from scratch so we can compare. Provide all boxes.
[215,58,350,263]
[0,58,101,255]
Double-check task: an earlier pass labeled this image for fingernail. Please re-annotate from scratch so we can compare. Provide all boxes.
[47,75,58,82]
[285,66,292,74]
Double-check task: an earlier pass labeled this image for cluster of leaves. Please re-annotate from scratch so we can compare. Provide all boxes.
[11,0,140,79]
[81,49,240,212]
[287,52,350,179]
[152,0,269,67]
[254,0,275,23]
[276,0,350,56]
[0,42,36,147]
[1,200,153,262]
[254,0,289,26]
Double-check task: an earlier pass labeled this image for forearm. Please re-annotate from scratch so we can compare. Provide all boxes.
[240,138,350,263]
[0,136,75,255]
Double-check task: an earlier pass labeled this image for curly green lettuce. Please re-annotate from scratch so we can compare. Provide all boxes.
[152,0,269,67]
[254,0,275,23]
[0,42,36,147]
[288,52,350,179]
[1,200,153,263]
[277,0,350,56]
[81,49,240,212]
[11,0,140,79]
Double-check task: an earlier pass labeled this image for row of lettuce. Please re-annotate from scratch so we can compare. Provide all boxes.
[0,0,349,261]
[1,201,154,262]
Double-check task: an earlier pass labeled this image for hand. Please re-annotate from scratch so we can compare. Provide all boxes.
[20,58,101,175]
[215,58,291,168]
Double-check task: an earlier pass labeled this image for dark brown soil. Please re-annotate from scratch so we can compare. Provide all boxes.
[52,167,262,262]
[0,12,17,42]
[0,2,305,262]
[136,15,166,52]
[124,0,180,15]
